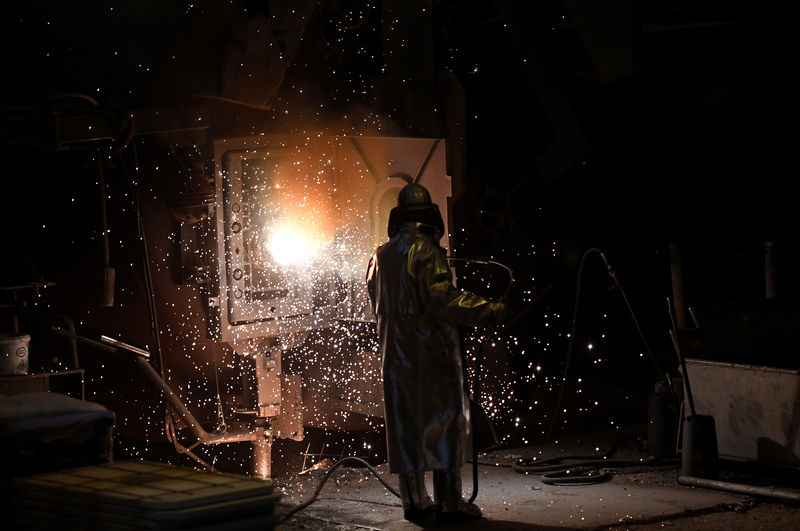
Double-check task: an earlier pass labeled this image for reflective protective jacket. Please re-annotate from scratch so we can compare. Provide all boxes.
[366,222,507,473]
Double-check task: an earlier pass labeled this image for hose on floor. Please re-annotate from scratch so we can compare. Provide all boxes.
[510,433,679,485]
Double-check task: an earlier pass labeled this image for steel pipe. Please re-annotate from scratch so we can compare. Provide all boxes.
[678,475,800,504]
[134,356,259,445]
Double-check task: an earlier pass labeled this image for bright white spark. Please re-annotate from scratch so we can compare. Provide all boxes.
[266,220,324,266]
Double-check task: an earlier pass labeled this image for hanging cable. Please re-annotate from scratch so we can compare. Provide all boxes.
[545,248,667,443]
[599,250,665,383]
[447,256,516,504]
[116,140,165,375]
[446,256,515,300]
[544,248,591,442]
[211,342,228,433]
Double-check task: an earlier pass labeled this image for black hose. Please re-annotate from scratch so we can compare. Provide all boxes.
[118,142,165,374]
[545,248,667,442]
[544,248,592,442]
[512,432,637,474]
[469,414,479,505]
[448,256,515,505]
[513,455,674,474]
[457,256,519,505]
[511,433,679,485]
[539,466,612,485]
[276,457,400,525]
[600,250,664,383]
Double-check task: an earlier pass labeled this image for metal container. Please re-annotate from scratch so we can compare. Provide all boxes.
[0,333,30,375]
[684,358,800,467]
[682,414,719,479]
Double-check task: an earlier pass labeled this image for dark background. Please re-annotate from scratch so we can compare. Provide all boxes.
[1,1,797,473]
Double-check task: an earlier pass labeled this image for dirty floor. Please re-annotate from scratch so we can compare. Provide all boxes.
[273,428,800,530]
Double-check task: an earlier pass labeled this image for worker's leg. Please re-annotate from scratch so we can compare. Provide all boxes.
[433,468,482,521]
[399,471,434,521]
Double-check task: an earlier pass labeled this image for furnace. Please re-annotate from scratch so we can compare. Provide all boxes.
[178,133,453,478]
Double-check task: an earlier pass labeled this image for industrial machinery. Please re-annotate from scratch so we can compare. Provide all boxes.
[1,0,462,480]
[156,131,454,478]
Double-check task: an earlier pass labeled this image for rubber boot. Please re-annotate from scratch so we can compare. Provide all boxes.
[433,468,482,523]
[399,471,435,523]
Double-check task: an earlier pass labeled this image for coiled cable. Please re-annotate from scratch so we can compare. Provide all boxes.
[511,433,678,485]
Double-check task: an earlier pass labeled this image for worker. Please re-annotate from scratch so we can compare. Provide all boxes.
[366,183,512,524]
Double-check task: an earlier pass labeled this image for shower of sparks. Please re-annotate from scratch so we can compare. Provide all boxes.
[266,219,326,266]
[8,3,659,481]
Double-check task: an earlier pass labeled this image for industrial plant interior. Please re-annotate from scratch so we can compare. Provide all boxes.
[1,1,798,529]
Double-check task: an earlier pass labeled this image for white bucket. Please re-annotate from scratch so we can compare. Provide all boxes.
[0,333,30,375]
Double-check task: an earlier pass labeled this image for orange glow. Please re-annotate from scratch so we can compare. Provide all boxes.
[266,212,328,266]
[248,151,337,267]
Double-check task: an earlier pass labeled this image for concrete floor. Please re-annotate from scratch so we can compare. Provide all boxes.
[273,428,800,530]
[5,423,800,529]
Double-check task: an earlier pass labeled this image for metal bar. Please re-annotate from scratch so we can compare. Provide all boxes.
[678,475,800,504]
[51,328,263,458]
[133,356,258,445]
[99,335,151,359]
[51,326,117,353]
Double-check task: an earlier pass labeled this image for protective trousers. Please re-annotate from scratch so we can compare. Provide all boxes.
[399,469,463,512]
[433,468,464,512]
[398,471,433,511]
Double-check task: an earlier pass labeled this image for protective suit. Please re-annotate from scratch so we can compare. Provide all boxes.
[366,183,510,523]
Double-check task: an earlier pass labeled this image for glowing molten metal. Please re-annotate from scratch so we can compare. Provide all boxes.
[266,215,328,267]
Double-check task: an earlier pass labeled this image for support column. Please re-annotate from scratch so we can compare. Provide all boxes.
[254,348,282,418]
[253,346,281,479]
[251,422,273,480]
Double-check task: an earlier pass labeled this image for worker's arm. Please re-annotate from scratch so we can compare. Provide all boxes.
[410,239,510,327]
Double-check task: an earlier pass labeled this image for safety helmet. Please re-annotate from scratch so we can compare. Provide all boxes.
[388,183,445,239]
[396,183,432,208]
